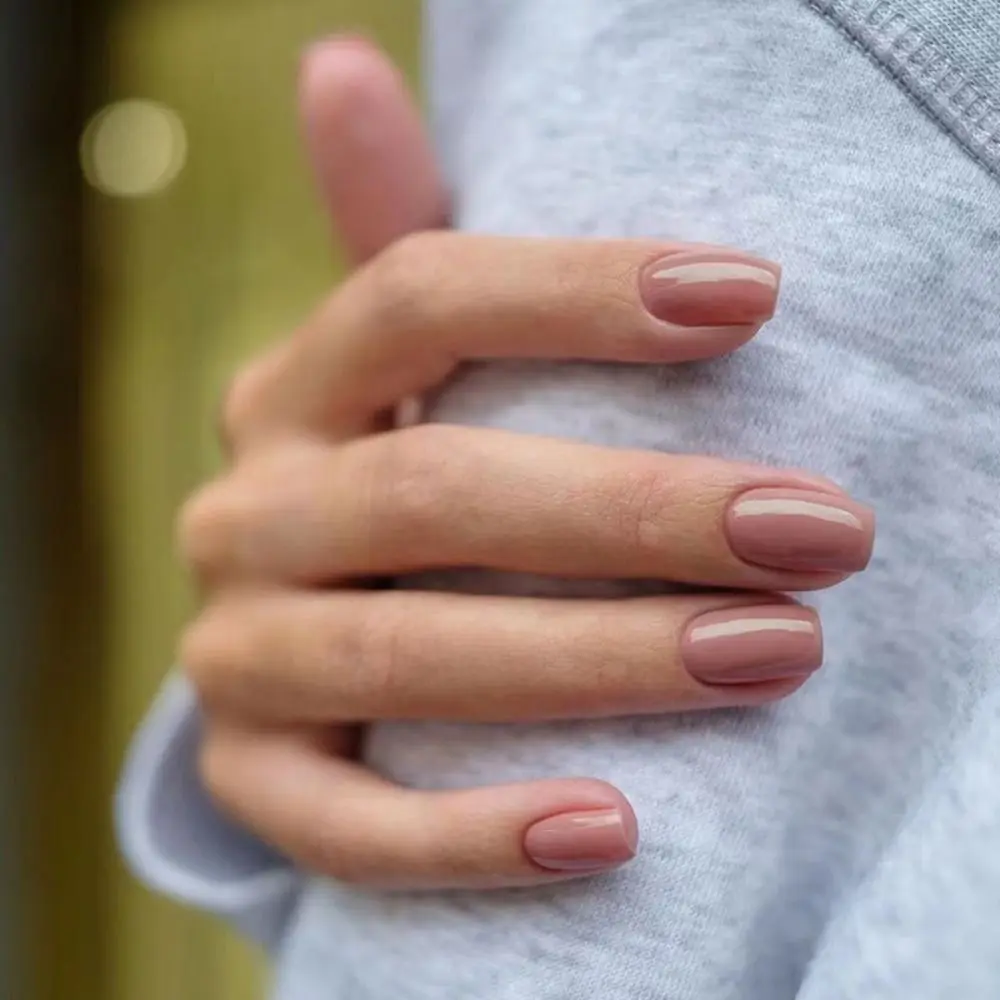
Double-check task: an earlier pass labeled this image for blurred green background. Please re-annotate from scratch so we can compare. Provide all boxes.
[18,2,420,998]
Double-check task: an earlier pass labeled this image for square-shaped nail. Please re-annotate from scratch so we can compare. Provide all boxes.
[726,488,875,573]
[682,605,823,685]
[640,250,780,328]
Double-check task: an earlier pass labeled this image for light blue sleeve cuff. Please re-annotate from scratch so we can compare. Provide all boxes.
[115,673,302,951]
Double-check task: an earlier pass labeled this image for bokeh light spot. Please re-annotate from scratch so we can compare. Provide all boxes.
[81,99,187,197]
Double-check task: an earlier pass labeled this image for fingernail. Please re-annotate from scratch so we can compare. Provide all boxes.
[727,488,874,573]
[682,605,822,685]
[524,808,638,872]
[640,250,780,328]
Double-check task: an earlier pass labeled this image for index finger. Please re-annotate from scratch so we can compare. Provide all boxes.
[231,234,781,444]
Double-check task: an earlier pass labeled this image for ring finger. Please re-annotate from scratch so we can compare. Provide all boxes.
[184,590,821,725]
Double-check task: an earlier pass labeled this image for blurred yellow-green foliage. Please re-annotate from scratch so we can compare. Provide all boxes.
[32,3,420,998]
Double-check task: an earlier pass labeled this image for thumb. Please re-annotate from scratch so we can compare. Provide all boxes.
[298,35,447,266]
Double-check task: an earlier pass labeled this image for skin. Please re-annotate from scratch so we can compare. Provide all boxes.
[182,37,873,891]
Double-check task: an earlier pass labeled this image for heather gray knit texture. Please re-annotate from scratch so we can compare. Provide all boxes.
[117,2,1000,997]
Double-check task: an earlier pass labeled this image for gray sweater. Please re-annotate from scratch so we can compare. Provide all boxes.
[118,2,1000,997]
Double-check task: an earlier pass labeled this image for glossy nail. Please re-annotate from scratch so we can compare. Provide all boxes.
[640,250,780,328]
[682,605,822,685]
[727,488,874,573]
[524,808,638,872]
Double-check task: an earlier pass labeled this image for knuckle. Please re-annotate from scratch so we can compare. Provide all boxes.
[359,425,462,538]
[218,352,279,447]
[293,797,377,884]
[180,608,259,713]
[336,593,410,717]
[176,481,242,578]
[572,247,676,360]
[180,614,235,703]
[611,464,680,560]
[363,231,448,332]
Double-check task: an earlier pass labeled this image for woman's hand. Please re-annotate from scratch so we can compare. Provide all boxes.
[178,38,874,891]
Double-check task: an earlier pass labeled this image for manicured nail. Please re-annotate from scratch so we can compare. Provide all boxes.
[682,605,822,685]
[524,808,638,872]
[727,488,874,573]
[640,250,780,328]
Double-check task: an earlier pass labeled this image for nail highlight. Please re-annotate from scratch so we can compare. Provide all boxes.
[524,807,638,872]
[640,250,780,328]
[682,605,822,685]
[727,488,874,573]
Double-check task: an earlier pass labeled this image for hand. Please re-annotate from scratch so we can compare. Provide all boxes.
[179,38,874,890]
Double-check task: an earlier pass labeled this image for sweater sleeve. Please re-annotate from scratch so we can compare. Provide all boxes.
[115,673,302,951]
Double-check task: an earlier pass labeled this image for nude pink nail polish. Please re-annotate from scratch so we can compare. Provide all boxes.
[681,605,823,685]
[640,250,781,328]
[727,488,875,573]
[524,807,638,872]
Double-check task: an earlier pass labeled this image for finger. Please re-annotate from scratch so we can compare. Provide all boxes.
[201,722,637,889]
[299,35,447,265]
[181,427,873,592]
[217,39,444,455]
[228,233,782,443]
[184,589,820,725]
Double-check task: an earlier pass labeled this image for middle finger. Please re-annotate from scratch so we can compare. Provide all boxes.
[183,425,874,592]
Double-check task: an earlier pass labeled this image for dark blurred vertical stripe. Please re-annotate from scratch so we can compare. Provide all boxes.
[0,1,106,997]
